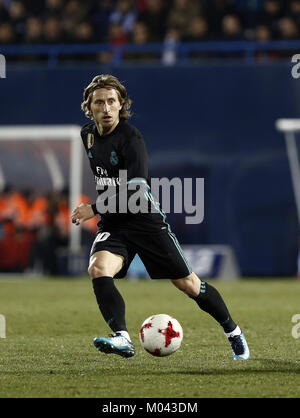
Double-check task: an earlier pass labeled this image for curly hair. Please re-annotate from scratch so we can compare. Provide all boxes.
[81,74,132,121]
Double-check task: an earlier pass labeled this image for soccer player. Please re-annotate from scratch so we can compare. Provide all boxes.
[71,74,250,360]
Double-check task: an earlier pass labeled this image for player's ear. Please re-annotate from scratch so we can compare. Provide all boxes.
[117,94,123,111]
[87,101,93,118]
[119,97,124,108]
[118,101,123,112]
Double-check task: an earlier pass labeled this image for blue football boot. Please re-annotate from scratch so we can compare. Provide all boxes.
[227,331,250,360]
[93,332,135,358]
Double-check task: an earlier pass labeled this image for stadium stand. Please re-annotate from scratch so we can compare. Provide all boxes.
[0,0,300,64]
[0,187,97,274]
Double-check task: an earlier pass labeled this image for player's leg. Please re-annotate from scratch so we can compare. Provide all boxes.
[136,229,240,331]
[88,250,128,335]
[134,228,249,360]
[171,272,237,332]
[171,273,250,360]
[89,250,135,358]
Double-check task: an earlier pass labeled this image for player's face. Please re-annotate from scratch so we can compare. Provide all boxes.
[89,88,122,135]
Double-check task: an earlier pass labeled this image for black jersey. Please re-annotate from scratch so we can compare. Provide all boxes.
[81,119,167,232]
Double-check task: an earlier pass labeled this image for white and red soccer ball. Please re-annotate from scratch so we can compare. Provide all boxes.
[139,314,183,357]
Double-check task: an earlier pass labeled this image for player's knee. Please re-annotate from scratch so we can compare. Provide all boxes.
[88,263,109,279]
[171,274,201,297]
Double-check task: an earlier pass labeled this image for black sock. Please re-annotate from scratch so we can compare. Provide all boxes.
[92,276,127,332]
[190,281,237,333]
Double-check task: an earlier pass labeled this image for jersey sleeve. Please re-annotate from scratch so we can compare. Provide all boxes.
[80,123,93,153]
[120,130,149,182]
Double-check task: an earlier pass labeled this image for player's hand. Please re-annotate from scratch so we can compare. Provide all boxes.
[71,203,95,226]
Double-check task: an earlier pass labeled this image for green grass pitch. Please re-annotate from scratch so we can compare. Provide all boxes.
[0,277,299,398]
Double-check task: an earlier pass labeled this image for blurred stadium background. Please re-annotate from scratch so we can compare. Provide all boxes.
[1,0,300,280]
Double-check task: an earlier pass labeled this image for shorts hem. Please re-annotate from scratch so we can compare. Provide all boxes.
[149,271,193,280]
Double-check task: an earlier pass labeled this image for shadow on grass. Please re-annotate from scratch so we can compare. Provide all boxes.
[160,359,300,376]
[2,358,300,378]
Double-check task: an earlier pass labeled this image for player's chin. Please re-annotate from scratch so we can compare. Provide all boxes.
[102,117,113,125]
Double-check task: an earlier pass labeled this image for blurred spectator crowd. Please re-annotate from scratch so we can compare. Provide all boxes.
[0,186,97,275]
[0,0,300,62]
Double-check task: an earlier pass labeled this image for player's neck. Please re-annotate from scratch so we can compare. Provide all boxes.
[96,119,120,137]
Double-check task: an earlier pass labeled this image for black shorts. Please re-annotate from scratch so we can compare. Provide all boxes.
[90,227,192,280]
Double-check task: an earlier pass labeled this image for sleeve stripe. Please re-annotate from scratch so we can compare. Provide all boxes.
[127,179,148,185]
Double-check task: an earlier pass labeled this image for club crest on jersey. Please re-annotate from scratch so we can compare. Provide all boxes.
[87,133,94,149]
[110,150,119,166]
